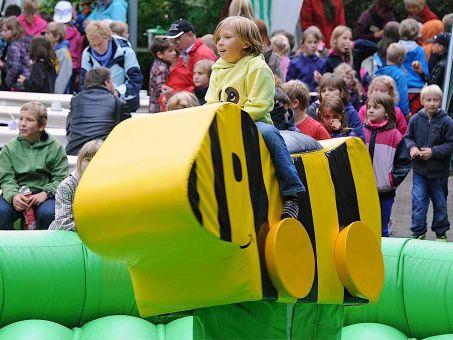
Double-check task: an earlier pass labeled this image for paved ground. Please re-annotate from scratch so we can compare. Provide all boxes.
[391,172,453,241]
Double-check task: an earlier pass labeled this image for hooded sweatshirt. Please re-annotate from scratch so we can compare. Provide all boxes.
[399,40,429,90]
[421,20,444,60]
[54,40,73,94]
[206,55,274,125]
[0,132,68,202]
[17,14,47,36]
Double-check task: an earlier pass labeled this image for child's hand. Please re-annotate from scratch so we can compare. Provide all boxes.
[373,30,384,39]
[17,75,26,84]
[314,70,322,83]
[331,119,341,131]
[419,147,432,160]
[28,192,48,206]
[410,146,421,159]
[12,194,29,211]
[161,85,173,95]
[0,60,4,68]
[411,61,422,74]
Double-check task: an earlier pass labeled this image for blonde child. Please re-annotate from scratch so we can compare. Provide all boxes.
[318,96,350,137]
[270,34,290,80]
[364,92,411,236]
[193,59,215,105]
[206,15,305,219]
[0,102,68,230]
[110,21,129,40]
[334,63,364,111]
[49,139,103,231]
[286,27,326,91]
[404,0,438,23]
[326,25,353,73]
[165,91,199,111]
[358,76,408,135]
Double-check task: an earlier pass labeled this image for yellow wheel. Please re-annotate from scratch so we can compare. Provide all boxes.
[265,218,315,299]
[335,221,384,302]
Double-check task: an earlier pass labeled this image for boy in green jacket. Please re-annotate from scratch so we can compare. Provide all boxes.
[0,102,69,229]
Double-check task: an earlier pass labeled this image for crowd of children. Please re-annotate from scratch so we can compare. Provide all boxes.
[0,0,452,241]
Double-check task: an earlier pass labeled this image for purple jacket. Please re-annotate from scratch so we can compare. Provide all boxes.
[4,35,31,89]
[355,6,395,42]
[286,54,326,92]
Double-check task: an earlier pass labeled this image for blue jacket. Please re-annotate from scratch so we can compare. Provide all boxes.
[286,54,326,92]
[399,40,428,90]
[345,102,365,142]
[375,65,410,116]
[405,109,453,179]
[88,0,127,22]
[80,37,143,112]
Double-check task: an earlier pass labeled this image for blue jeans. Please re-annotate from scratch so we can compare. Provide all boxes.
[256,122,305,197]
[411,173,450,236]
[379,196,394,237]
[0,196,56,230]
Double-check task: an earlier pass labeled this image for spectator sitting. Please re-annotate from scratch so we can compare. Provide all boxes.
[355,0,395,43]
[81,22,143,112]
[426,33,451,90]
[271,30,296,59]
[46,22,73,94]
[17,36,57,93]
[4,5,21,17]
[282,80,330,140]
[66,67,130,156]
[375,43,410,117]
[443,13,453,33]
[49,139,103,231]
[226,0,255,20]
[0,16,31,91]
[334,63,364,112]
[0,102,69,230]
[165,91,199,111]
[405,85,453,241]
[255,19,283,82]
[193,59,214,105]
[271,34,290,81]
[149,37,177,113]
[399,18,429,114]
[421,20,444,60]
[286,27,326,92]
[404,0,438,24]
[319,95,351,138]
[373,21,400,71]
[270,86,297,131]
[359,75,408,136]
[17,0,48,36]
[326,25,353,73]
[88,0,127,22]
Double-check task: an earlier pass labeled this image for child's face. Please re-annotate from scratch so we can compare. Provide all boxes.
[193,66,209,88]
[320,87,341,100]
[89,37,109,55]
[19,109,45,142]
[405,4,421,17]
[422,93,441,115]
[334,30,353,55]
[320,109,341,132]
[367,102,386,123]
[343,73,354,89]
[1,25,12,41]
[45,31,59,45]
[158,47,177,65]
[432,43,446,55]
[302,34,318,56]
[216,23,248,63]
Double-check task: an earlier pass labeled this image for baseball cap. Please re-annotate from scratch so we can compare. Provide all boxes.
[427,32,451,48]
[53,1,73,24]
[165,19,195,39]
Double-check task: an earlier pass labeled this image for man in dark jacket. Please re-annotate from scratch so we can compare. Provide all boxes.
[66,67,130,156]
[427,33,451,90]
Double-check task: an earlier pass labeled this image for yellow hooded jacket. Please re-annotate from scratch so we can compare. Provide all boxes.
[205,55,274,125]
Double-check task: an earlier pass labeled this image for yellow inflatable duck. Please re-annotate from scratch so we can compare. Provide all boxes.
[74,103,384,317]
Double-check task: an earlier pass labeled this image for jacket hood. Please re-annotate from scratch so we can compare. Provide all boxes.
[421,20,443,45]
[212,55,258,70]
[398,40,419,53]
[418,108,447,120]
[65,25,79,40]
[55,40,70,50]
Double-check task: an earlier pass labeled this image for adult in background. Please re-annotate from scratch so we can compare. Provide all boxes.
[161,19,216,103]
[221,0,255,20]
[255,19,283,82]
[17,0,47,36]
[88,0,127,22]
[80,22,143,112]
[300,0,346,49]
[66,67,130,156]
[0,16,31,91]
[355,0,395,43]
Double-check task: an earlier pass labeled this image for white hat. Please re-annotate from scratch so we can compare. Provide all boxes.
[53,1,73,24]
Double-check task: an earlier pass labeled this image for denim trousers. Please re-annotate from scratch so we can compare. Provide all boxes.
[256,122,305,197]
[411,173,450,236]
[0,196,56,230]
[379,196,394,237]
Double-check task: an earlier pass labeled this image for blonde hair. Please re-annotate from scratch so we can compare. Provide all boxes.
[109,21,129,38]
[399,18,420,41]
[301,26,322,45]
[194,59,215,77]
[23,0,39,25]
[404,0,425,10]
[2,16,24,41]
[386,43,406,65]
[368,76,399,105]
[214,16,263,57]
[47,22,67,42]
[367,92,396,126]
[228,0,255,20]
[271,34,290,57]
[201,34,216,55]
[281,80,310,110]
[421,84,443,101]
[166,91,199,111]
[76,139,103,175]
[21,101,47,126]
[86,22,112,42]
[330,25,352,54]
[333,63,362,98]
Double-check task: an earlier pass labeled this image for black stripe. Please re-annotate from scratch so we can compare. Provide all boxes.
[294,157,318,303]
[209,117,232,242]
[188,162,202,225]
[326,142,361,303]
[240,111,277,300]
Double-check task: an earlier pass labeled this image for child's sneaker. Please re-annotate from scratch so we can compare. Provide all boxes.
[281,197,299,219]
[410,233,426,240]
[436,234,448,242]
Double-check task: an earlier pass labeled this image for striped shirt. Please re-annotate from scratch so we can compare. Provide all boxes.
[48,171,79,231]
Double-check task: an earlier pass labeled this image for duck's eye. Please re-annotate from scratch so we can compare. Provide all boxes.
[232,153,242,182]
